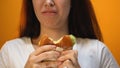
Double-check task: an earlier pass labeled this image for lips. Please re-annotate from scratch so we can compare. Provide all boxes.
[41,10,57,16]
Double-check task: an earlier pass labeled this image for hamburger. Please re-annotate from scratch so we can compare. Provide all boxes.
[38,34,76,51]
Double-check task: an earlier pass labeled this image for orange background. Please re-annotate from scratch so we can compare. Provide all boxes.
[0,0,120,65]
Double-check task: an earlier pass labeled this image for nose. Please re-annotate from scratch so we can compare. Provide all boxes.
[44,0,55,8]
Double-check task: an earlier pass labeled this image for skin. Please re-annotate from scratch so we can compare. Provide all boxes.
[25,0,80,68]
[32,0,70,30]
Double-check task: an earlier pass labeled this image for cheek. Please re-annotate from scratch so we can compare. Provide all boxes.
[58,0,71,16]
[32,0,43,16]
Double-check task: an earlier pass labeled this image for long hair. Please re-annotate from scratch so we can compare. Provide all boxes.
[20,0,103,41]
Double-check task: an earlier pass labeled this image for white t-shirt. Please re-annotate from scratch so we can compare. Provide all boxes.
[0,37,119,68]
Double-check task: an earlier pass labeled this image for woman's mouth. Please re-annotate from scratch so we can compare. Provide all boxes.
[42,10,57,16]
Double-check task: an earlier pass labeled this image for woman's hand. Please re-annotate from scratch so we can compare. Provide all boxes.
[58,50,81,68]
[24,45,60,68]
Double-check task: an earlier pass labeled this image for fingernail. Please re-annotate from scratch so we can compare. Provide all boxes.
[56,47,64,52]
[66,59,70,62]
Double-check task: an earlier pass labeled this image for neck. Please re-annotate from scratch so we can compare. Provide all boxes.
[40,26,69,41]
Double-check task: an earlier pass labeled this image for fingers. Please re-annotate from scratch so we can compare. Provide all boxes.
[61,50,78,57]
[34,51,60,63]
[58,50,78,65]
[38,61,59,68]
[31,61,59,68]
[31,45,56,56]
[25,45,61,68]
[57,50,80,68]
[26,45,80,68]
[58,60,74,68]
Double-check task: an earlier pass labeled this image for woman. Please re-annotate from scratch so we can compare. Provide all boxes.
[0,0,119,68]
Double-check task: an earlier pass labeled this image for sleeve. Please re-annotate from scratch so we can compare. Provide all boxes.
[0,43,9,68]
[99,41,120,68]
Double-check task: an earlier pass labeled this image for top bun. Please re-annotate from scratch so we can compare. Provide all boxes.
[38,35,76,50]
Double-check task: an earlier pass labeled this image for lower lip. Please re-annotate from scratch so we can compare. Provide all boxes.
[42,12,57,16]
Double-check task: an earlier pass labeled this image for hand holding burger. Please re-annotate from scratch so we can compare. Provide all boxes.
[25,35,79,68]
[37,34,80,68]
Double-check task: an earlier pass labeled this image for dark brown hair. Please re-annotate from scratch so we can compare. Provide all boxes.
[20,0,103,41]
